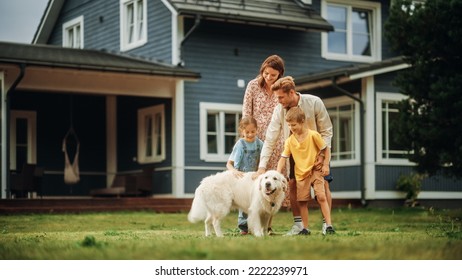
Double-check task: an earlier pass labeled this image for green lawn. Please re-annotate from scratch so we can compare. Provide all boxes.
[0,207,461,260]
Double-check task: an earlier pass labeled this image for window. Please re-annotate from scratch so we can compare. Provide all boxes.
[63,16,84,48]
[200,103,242,162]
[322,0,381,62]
[376,93,410,164]
[325,97,359,166]
[137,105,165,163]
[10,111,37,170]
[120,0,147,51]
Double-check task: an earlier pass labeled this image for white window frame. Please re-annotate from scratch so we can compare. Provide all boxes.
[321,0,381,63]
[324,96,360,167]
[63,16,84,49]
[10,110,37,170]
[376,92,413,165]
[120,0,147,51]
[199,102,242,162]
[137,104,165,164]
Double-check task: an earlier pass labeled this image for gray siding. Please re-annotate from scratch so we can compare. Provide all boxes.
[48,0,172,63]
[181,19,354,168]
[376,166,462,192]
[330,166,362,192]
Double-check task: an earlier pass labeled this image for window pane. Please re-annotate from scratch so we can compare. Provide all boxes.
[352,8,372,56]
[388,111,406,158]
[207,135,218,154]
[328,32,347,54]
[328,104,354,160]
[127,3,134,43]
[137,0,143,41]
[75,25,81,48]
[207,114,217,132]
[68,29,74,47]
[225,136,235,154]
[382,101,406,159]
[16,119,28,171]
[327,5,347,54]
[224,113,240,153]
[207,114,218,154]
[145,115,153,157]
[154,113,162,156]
[328,5,346,29]
[224,113,237,133]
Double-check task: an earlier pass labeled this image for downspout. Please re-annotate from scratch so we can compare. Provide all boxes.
[179,15,201,66]
[2,63,26,198]
[330,77,367,206]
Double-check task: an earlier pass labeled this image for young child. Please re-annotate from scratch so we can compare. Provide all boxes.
[277,107,335,235]
[227,116,263,235]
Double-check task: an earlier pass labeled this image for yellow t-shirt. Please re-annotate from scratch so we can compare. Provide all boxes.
[281,129,326,181]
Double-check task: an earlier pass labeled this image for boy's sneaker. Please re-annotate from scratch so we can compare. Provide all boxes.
[298,228,311,235]
[285,224,304,236]
[267,228,274,235]
[322,223,327,235]
[325,225,336,234]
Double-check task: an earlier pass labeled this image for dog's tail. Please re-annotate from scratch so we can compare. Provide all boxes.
[187,188,207,223]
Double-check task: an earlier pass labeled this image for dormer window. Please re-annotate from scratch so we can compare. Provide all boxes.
[322,0,381,63]
[63,16,84,49]
[120,0,147,51]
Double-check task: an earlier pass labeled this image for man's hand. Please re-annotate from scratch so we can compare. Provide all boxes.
[252,167,266,179]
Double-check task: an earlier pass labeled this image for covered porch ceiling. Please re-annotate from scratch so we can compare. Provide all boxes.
[0,42,200,97]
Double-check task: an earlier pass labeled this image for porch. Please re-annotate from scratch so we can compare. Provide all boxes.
[0,197,194,214]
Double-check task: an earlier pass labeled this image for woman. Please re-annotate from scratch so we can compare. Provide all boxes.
[242,55,288,231]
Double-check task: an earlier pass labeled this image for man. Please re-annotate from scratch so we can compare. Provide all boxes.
[255,76,334,235]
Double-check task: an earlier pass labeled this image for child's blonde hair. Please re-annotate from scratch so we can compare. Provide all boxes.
[239,116,258,132]
[285,107,306,123]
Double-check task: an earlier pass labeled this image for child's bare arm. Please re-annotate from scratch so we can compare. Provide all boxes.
[276,156,286,174]
[226,160,244,178]
[321,147,331,176]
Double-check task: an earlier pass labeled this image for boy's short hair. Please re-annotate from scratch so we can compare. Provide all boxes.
[285,106,306,123]
[271,76,295,93]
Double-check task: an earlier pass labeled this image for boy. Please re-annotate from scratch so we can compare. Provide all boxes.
[277,107,335,235]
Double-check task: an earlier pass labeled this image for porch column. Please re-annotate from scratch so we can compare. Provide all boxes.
[1,73,6,198]
[106,96,117,187]
[363,77,376,200]
[172,80,185,197]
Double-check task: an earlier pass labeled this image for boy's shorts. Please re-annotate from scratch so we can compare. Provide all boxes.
[289,156,333,182]
[296,170,325,201]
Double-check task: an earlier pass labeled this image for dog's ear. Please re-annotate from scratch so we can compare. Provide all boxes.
[281,175,288,192]
[257,173,264,191]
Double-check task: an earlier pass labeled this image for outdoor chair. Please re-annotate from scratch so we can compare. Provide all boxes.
[10,163,44,198]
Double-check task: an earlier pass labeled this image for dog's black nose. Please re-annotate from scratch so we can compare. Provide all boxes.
[265,182,271,189]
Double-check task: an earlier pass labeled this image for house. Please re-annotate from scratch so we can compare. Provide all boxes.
[1,0,460,206]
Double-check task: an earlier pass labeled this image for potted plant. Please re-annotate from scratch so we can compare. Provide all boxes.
[395,173,425,207]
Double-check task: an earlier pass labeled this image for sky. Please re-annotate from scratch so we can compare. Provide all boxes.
[0,0,49,43]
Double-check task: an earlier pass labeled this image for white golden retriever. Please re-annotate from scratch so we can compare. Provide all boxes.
[188,170,287,237]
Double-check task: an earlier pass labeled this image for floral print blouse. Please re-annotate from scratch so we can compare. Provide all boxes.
[242,78,284,172]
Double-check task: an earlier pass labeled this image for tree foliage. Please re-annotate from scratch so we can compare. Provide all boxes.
[384,0,462,178]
